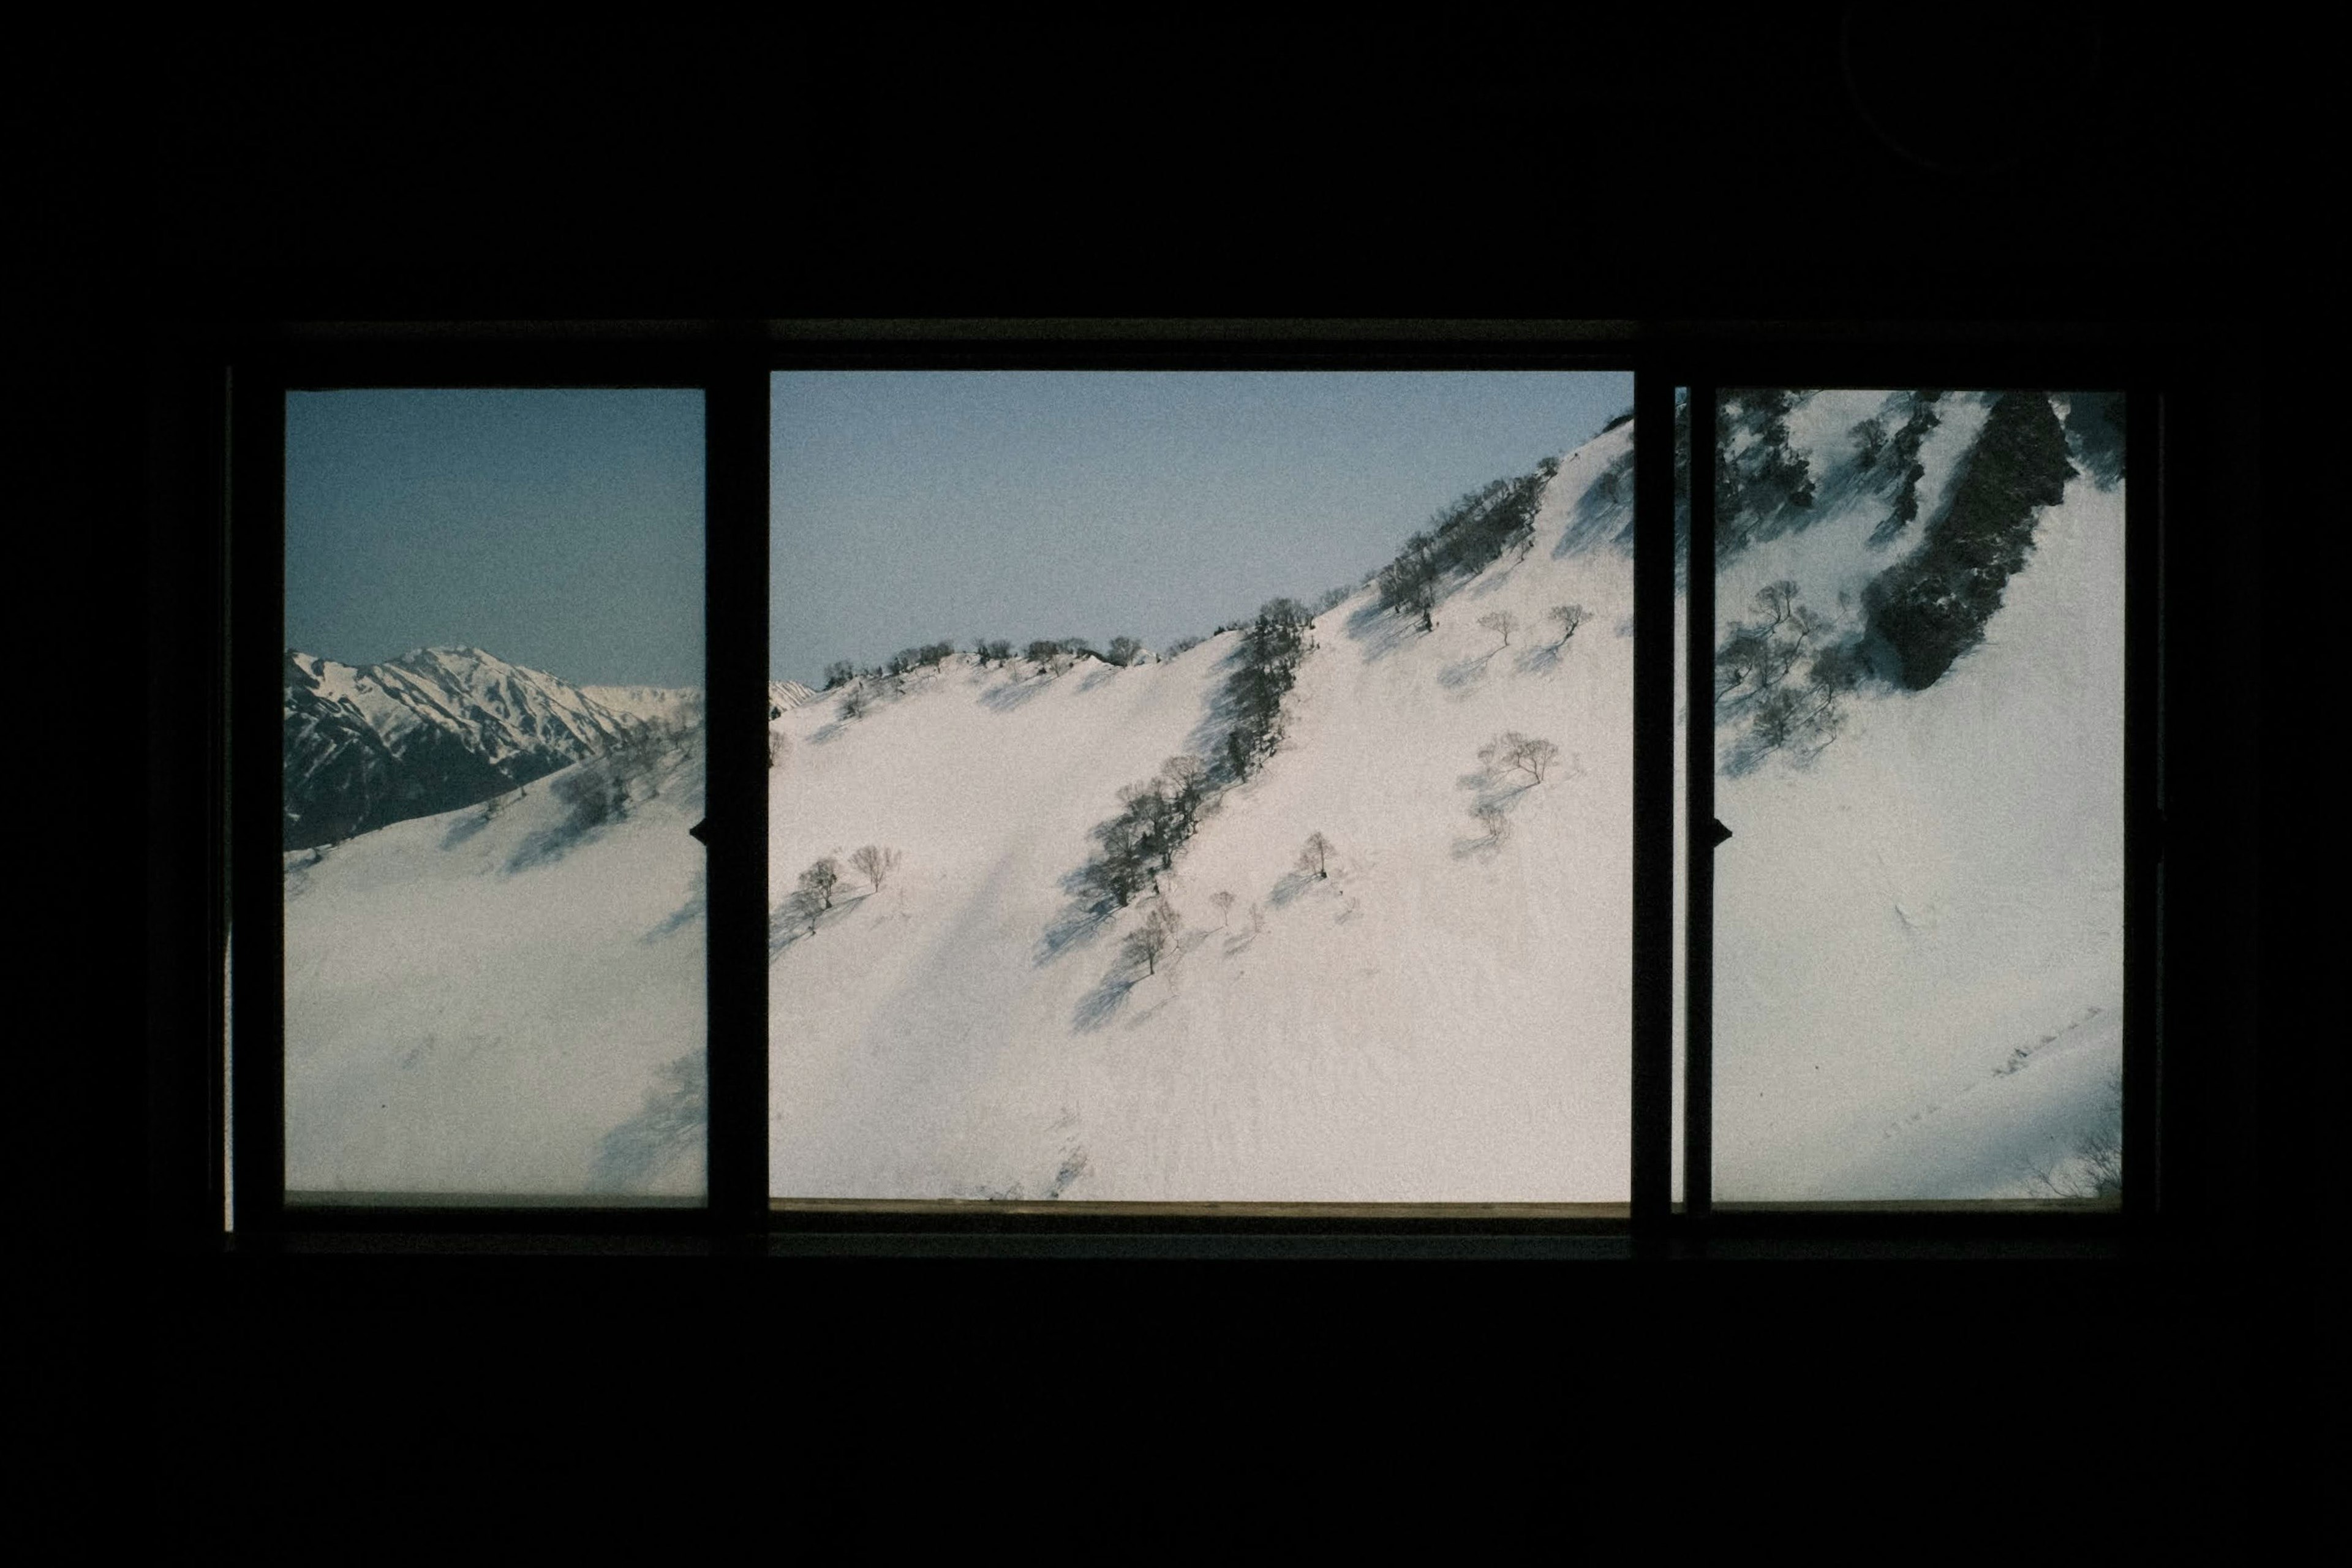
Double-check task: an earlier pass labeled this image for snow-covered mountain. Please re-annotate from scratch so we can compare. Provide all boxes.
[281,393,2125,1205]
[282,645,699,849]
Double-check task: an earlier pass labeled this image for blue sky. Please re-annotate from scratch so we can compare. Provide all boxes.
[285,388,705,687]
[771,371,1630,686]
[284,373,1632,689]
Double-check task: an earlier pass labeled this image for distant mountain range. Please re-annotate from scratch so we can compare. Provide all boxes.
[282,646,767,850]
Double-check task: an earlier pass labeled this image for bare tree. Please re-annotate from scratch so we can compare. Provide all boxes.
[1477,610,1517,650]
[1123,902,1182,976]
[1480,731,1561,785]
[1472,801,1511,844]
[797,856,842,911]
[1298,831,1335,880]
[850,844,901,891]
[1210,890,1235,929]
[778,888,823,939]
[1546,603,1588,647]
[1159,754,1208,839]
[1378,535,1441,633]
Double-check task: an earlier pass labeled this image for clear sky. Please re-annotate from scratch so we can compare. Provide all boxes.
[771,371,1631,688]
[283,374,1634,691]
[285,389,705,687]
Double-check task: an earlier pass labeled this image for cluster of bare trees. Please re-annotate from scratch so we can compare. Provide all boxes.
[1476,604,1586,658]
[1081,755,1212,910]
[1374,458,1559,633]
[778,845,903,940]
[1716,580,1860,763]
[1221,598,1314,779]
[1466,733,1564,846]
[1117,831,1335,981]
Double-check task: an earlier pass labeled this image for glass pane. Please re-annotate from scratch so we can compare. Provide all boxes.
[1708,390,2125,1200]
[281,390,707,1202]
[769,372,1634,1202]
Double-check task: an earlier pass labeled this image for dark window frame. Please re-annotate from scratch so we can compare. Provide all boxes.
[168,318,2251,1264]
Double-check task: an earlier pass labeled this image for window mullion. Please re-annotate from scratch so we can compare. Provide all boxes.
[227,357,288,1243]
[703,358,771,1237]
[1684,380,1717,1223]
[2122,379,2163,1227]
[1632,369,1678,1234]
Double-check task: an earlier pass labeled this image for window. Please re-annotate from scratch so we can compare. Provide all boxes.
[1691,386,2131,1205]
[159,321,2253,1258]
[767,368,1635,1205]
[279,386,708,1205]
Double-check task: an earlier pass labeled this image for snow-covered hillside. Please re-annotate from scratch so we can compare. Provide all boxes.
[767,439,1635,1201]
[1709,391,2124,1199]
[283,645,698,850]
[284,730,707,1197]
[277,393,2124,1205]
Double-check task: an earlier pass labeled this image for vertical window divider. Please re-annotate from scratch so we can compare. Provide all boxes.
[704,354,771,1242]
[1684,380,1718,1226]
[227,355,287,1246]
[2123,379,2163,1229]
[1632,369,1677,1239]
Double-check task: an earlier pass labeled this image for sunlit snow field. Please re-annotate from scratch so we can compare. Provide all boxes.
[278,393,2125,1205]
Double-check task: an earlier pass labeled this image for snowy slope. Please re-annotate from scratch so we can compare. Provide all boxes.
[277,398,2124,1205]
[284,645,694,850]
[1708,392,2125,1199]
[284,733,707,1197]
[767,429,1636,1201]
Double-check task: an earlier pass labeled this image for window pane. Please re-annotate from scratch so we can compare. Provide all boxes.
[1707,390,2125,1200]
[281,390,707,1202]
[769,372,1634,1202]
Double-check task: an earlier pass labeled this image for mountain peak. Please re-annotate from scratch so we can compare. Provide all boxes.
[281,643,671,850]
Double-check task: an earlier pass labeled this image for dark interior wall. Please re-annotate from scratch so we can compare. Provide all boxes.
[28,15,2315,1510]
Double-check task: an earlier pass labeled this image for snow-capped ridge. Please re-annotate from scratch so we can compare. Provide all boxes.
[283,645,699,850]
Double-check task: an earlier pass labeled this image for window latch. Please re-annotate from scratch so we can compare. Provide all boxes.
[1710,817,1733,848]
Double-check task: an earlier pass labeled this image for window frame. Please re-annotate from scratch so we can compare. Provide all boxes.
[175,317,2242,1263]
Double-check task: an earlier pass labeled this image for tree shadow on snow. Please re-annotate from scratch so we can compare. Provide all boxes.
[1436,652,1496,692]
[1451,824,1508,862]
[768,890,869,960]
[1269,867,1343,910]
[1071,968,1137,1033]
[1518,643,1567,679]
[1557,456,1636,560]
[1178,642,1251,759]
[1463,558,1525,599]
[1036,867,1117,967]
[1457,765,1536,816]
[439,808,496,852]
[646,864,707,943]
[588,1050,705,1194]
[504,813,605,875]
[979,676,1052,713]
[1341,595,1423,664]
